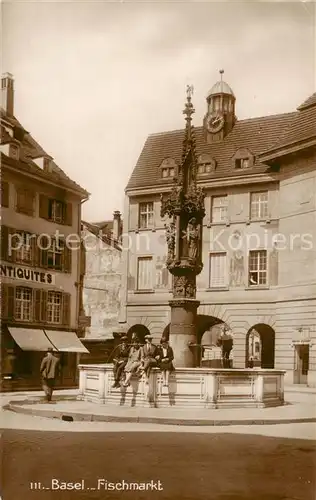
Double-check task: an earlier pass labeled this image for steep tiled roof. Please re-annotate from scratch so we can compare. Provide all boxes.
[81,221,122,251]
[265,106,316,153]
[297,92,316,111]
[126,112,296,190]
[92,219,123,237]
[263,95,316,154]
[1,107,89,196]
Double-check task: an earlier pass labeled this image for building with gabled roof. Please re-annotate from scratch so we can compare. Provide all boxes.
[1,73,90,391]
[120,72,316,386]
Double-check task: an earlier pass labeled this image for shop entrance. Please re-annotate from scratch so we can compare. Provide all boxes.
[294,344,309,385]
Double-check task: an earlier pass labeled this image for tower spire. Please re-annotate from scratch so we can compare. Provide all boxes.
[219,69,224,92]
[183,85,195,145]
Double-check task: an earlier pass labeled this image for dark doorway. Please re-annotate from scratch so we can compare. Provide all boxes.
[127,324,150,344]
[246,324,275,369]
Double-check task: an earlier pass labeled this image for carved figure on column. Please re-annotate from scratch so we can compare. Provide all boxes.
[187,217,200,259]
[165,221,176,261]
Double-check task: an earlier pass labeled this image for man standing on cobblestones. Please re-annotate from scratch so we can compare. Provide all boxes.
[40,348,60,402]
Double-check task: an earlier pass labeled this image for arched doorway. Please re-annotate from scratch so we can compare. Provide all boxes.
[200,319,232,368]
[246,324,275,368]
[127,325,150,345]
[162,315,227,367]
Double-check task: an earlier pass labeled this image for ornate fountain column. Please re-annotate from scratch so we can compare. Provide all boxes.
[161,87,205,367]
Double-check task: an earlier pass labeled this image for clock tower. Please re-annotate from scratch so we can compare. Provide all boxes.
[203,70,236,143]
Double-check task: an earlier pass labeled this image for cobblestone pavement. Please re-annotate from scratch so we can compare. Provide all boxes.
[0,406,316,439]
[1,390,316,500]
[1,417,315,500]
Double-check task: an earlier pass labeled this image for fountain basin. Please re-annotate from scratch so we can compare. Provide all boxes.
[78,364,285,409]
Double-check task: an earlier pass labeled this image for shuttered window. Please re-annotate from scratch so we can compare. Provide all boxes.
[137,257,153,290]
[16,188,35,216]
[47,291,62,324]
[47,239,64,271]
[1,226,21,262]
[1,285,71,326]
[39,194,73,226]
[209,253,227,288]
[15,232,33,264]
[15,287,33,321]
[1,181,9,207]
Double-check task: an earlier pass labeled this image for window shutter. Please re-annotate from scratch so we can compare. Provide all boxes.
[41,290,48,322]
[34,289,41,322]
[269,249,278,286]
[31,236,37,266]
[1,225,9,261]
[39,194,49,219]
[64,243,72,273]
[1,284,8,319]
[62,293,71,326]
[7,286,15,320]
[65,202,73,226]
[8,227,17,263]
[1,181,9,207]
[40,235,49,268]
[80,240,86,276]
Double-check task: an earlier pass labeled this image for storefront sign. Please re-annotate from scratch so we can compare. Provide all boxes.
[0,264,55,285]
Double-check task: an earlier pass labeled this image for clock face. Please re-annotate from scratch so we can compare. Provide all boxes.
[206,113,225,133]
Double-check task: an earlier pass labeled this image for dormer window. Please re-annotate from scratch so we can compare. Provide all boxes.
[235,158,249,169]
[160,158,177,179]
[162,166,175,178]
[197,154,216,175]
[10,144,20,160]
[232,148,254,170]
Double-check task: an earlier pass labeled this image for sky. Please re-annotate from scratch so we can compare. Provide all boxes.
[2,1,315,222]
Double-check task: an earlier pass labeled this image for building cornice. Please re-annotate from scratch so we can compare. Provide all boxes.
[2,156,89,198]
[125,173,278,197]
[259,138,316,164]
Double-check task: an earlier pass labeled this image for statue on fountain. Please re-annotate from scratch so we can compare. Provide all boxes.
[165,221,176,262]
[186,217,201,260]
[160,85,205,367]
[217,325,234,368]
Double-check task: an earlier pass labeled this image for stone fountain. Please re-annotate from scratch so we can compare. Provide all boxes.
[78,88,285,409]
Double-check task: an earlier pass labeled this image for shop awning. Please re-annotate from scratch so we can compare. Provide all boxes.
[44,330,89,353]
[8,327,56,351]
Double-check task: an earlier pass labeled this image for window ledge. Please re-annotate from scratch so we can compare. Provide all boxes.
[134,227,156,233]
[205,287,229,292]
[245,286,270,290]
[134,290,155,294]
[206,222,227,228]
[249,218,277,224]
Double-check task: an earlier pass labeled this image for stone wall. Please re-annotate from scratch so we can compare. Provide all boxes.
[82,227,122,339]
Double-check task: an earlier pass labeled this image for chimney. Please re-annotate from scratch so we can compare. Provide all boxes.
[113,211,122,241]
[1,73,14,116]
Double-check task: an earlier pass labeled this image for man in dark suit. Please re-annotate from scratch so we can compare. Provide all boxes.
[40,347,60,402]
[112,336,130,388]
[140,334,158,383]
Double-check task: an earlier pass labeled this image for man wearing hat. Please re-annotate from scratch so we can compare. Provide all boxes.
[140,334,158,383]
[40,347,60,402]
[112,336,130,388]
